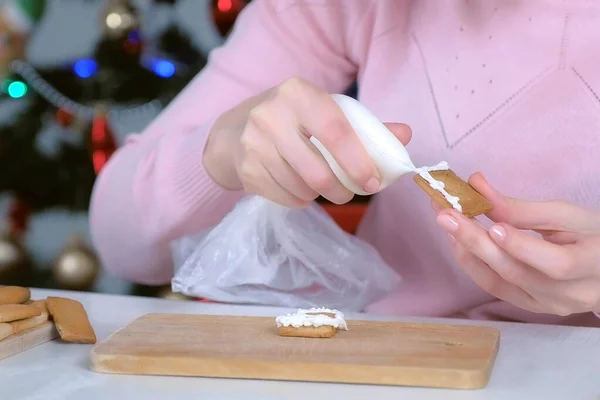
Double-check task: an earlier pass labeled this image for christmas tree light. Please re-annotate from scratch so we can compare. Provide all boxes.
[7,80,27,98]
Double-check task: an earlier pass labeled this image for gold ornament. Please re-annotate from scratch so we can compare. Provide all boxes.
[100,0,139,39]
[156,285,193,301]
[0,14,27,79]
[0,0,46,80]
[53,234,100,291]
[0,228,28,278]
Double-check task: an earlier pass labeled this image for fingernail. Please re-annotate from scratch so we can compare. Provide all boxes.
[490,225,506,240]
[448,233,456,242]
[363,177,380,193]
[437,214,459,232]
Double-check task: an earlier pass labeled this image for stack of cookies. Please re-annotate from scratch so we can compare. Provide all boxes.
[0,286,96,344]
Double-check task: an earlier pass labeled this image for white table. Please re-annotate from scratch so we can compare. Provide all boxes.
[1,289,599,400]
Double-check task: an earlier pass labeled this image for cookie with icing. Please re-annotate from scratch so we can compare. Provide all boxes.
[275,307,348,339]
[414,167,493,218]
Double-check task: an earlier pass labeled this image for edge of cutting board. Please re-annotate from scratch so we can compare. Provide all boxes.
[90,313,501,389]
[0,321,59,361]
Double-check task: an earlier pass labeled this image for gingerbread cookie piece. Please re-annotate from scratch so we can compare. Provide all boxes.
[278,325,337,338]
[10,300,49,334]
[0,304,42,323]
[275,307,348,339]
[413,164,492,218]
[27,299,47,313]
[0,286,30,305]
[46,297,96,344]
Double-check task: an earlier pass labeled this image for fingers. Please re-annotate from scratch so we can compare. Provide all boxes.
[436,192,600,316]
[431,199,442,212]
[238,120,312,208]
[539,230,580,245]
[275,129,355,204]
[246,116,321,203]
[383,122,412,146]
[436,210,553,289]
[248,95,354,204]
[242,161,309,208]
[240,77,414,205]
[280,78,381,193]
[448,238,542,313]
[555,277,600,314]
[264,143,320,203]
[488,223,590,280]
[469,172,600,233]
[453,232,600,315]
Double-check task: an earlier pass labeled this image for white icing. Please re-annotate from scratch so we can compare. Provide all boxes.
[275,307,348,330]
[412,161,463,212]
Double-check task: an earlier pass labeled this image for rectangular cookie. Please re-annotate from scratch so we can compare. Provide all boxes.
[10,309,49,334]
[27,299,47,313]
[414,169,493,218]
[46,297,96,344]
[0,304,42,323]
[0,286,30,305]
[277,325,336,338]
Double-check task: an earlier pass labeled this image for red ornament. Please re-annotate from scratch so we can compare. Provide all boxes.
[7,196,30,237]
[56,108,75,127]
[123,30,143,55]
[211,0,246,37]
[90,110,118,174]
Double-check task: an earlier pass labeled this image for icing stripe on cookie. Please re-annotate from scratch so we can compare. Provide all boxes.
[275,307,348,330]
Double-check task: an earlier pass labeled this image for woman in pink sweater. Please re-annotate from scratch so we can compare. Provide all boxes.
[89,0,600,326]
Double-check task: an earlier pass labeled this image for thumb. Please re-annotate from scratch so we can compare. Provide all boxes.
[384,122,412,146]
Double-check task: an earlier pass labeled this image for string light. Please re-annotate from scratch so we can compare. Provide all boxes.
[105,12,122,29]
[73,58,98,79]
[2,79,28,98]
[153,59,175,78]
[217,0,233,12]
[7,81,27,98]
[141,55,177,78]
[9,60,163,119]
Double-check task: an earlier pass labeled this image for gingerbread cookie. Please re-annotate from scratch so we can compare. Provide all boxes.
[27,299,47,313]
[0,286,30,305]
[275,307,348,338]
[10,300,49,334]
[413,162,492,218]
[46,297,96,344]
[0,304,42,323]
[10,310,48,334]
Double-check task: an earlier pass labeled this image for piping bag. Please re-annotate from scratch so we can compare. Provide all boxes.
[310,94,447,195]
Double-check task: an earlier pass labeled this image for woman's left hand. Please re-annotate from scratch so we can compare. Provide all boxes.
[434,172,600,316]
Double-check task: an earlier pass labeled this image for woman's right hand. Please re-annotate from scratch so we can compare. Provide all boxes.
[203,77,412,207]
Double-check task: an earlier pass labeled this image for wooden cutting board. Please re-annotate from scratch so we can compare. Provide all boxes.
[0,321,58,361]
[91,313,500,389]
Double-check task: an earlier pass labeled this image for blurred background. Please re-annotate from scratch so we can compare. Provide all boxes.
[0,0,252,300]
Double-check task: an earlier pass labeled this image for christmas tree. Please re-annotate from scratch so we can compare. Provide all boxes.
[0,0,248,297]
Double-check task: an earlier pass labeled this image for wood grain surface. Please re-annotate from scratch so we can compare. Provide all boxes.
[91,313,500,389]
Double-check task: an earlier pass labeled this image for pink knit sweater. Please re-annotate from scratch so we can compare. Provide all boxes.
[89,0,600,326]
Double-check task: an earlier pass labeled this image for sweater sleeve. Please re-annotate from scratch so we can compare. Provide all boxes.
[89,0,367,285]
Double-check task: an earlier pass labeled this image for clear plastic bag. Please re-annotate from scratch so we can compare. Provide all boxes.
[171,195,401,311]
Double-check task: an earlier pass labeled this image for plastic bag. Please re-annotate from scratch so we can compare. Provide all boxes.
[171,195,401,311]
